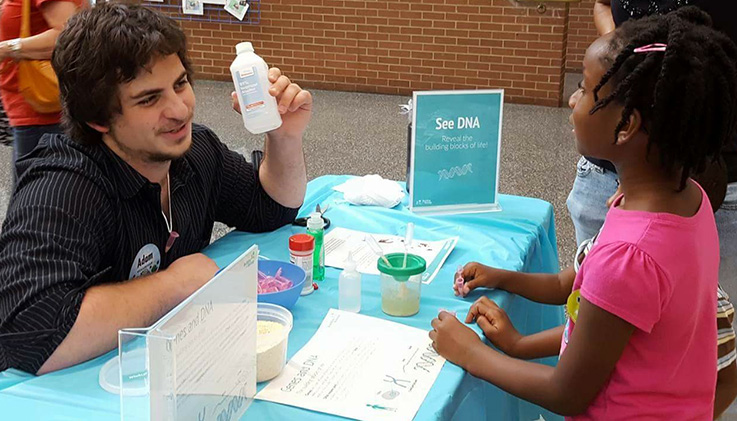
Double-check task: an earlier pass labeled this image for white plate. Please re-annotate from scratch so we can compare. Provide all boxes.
[98,348,148,396]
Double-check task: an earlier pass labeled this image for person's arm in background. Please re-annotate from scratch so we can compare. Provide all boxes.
[0,0,81,61]
[594,0,615,35]
[714,292,737,419]
[716,362,737,419]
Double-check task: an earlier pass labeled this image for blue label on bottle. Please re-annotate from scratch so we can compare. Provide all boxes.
[235,66,267,118]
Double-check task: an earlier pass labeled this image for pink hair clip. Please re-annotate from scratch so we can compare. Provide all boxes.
[633,43,667,53]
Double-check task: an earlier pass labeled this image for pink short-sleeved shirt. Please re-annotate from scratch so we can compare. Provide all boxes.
[561,183,719,420]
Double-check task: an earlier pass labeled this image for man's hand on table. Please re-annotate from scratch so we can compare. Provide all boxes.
[466,297,524,358]
[454,262,510,297]
[430,311,485,369]
[168,253,219,294]
[37,253,219,374]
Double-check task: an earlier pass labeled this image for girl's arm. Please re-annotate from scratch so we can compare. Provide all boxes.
[458,263,575,305]
[511,325,564,360]
[466,296,563,359]
[431,296,634,415]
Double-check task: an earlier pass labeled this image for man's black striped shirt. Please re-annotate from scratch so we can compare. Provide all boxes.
[0,124,298,373]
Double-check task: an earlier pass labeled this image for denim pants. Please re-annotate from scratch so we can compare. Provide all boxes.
[716,183,737,299]
[567,156,737,300]
[12,123,63,181]
[566,157,619,246]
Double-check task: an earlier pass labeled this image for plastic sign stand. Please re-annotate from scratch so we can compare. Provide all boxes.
[118,245,259,421]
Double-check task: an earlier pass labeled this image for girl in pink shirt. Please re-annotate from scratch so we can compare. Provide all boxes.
[430,7,737,419]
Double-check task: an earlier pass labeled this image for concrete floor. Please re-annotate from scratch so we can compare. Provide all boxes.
[0,79,583,267]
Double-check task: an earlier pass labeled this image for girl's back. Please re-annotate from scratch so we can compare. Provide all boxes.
[566,182,718,418]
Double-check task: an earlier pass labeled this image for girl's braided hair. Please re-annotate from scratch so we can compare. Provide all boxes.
[590,6,737,189]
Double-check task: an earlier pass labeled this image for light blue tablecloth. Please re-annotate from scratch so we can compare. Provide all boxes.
[0,175,564,420]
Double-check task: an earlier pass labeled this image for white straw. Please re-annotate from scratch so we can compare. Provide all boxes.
[365,235,392,268]
[403,222,414,268]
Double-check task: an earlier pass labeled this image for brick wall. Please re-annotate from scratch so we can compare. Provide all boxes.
[565,0,598,72]
[178,0,570,107]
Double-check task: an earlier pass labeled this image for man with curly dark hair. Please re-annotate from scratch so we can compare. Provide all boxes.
[0,3,312,375]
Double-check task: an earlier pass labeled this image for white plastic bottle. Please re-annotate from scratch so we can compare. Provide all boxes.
[230,42,282,134]
[339,252,361,313]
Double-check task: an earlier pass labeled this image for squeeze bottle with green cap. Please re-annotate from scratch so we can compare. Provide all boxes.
[306,212,325,281]
[230,42,282,134]
[339,252,361,313]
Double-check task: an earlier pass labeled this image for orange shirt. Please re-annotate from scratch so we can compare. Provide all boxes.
[0,0,79,127]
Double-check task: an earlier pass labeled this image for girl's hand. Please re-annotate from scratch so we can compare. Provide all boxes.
[454,262,509,297]
[429,311,483,368]
[466,297,523,357]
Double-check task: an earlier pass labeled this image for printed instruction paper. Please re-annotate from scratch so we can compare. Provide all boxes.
[324,227,457,284]
[255,309,446,421]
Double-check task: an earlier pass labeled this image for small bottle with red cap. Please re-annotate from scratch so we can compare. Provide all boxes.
[289,234,316,295]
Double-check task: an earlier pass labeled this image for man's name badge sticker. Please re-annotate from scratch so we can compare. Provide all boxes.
[129,243,161,279]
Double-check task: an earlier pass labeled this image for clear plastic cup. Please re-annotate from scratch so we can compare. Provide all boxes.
[378,253,427,317]
[257,303,293,382]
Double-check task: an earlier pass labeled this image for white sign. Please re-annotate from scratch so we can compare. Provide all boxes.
[255,309,446,421]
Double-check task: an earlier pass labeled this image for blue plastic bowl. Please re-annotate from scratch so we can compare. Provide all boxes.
[257,260,306,310]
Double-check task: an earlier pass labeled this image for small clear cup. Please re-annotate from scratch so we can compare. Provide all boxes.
[378,253,427,317]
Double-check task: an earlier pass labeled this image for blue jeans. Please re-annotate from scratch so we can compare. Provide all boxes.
[566,157,619,246]
[716,183,737,300]
[12,123,63,182]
